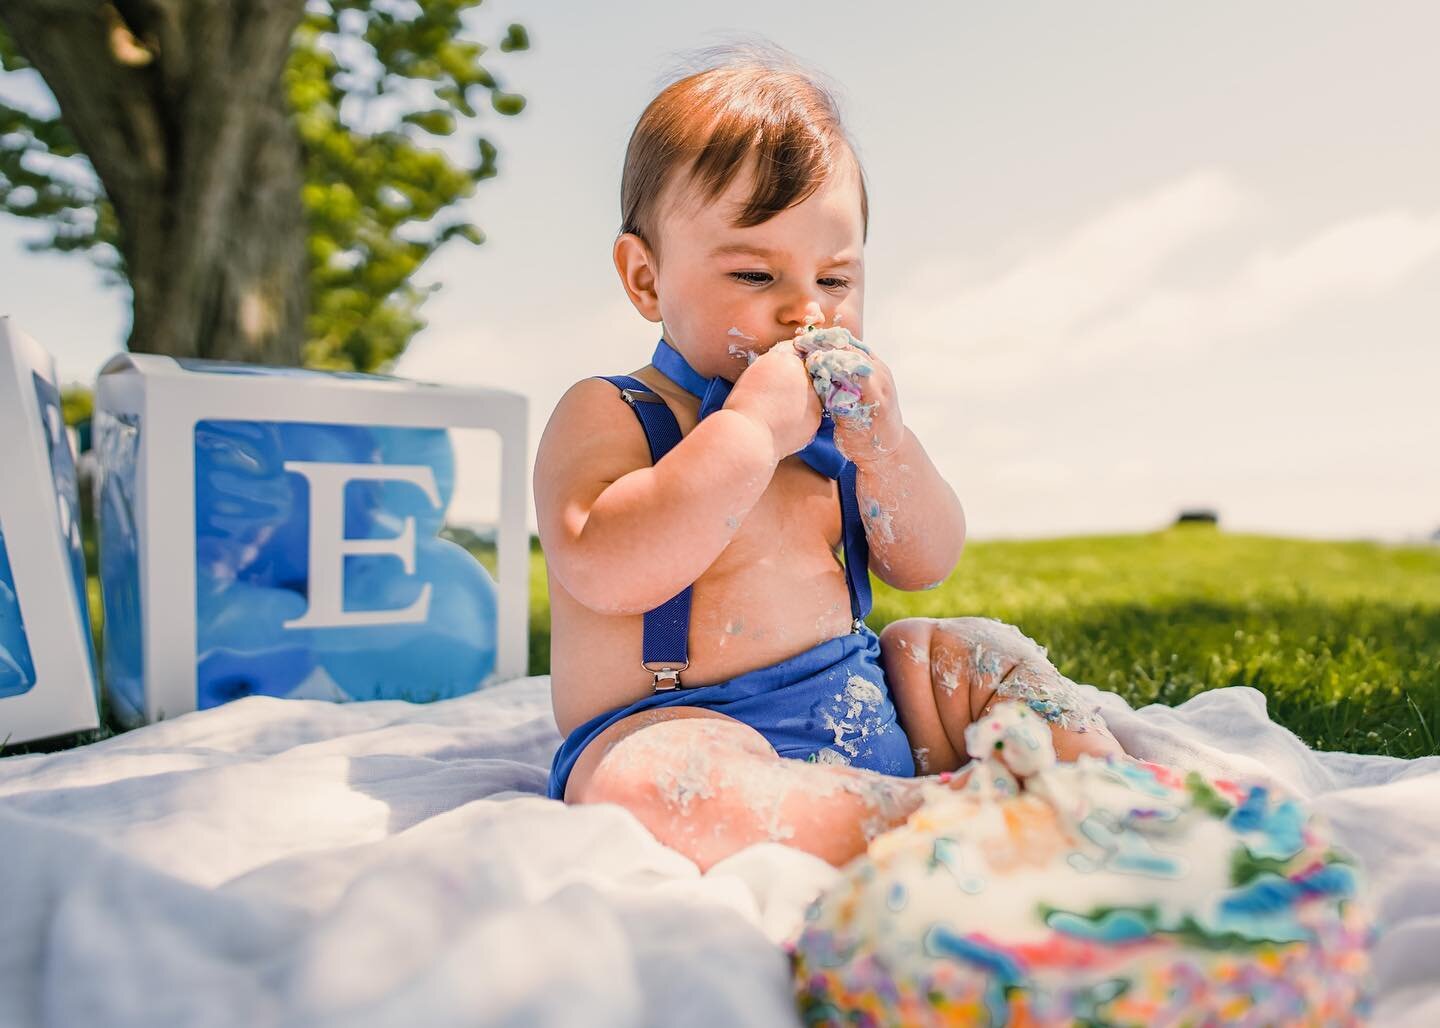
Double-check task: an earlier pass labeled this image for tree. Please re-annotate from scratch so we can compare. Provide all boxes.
[0,1,527,371]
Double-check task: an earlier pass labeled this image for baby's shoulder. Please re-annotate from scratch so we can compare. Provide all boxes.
[534,375,654,494]
[542,374,647,442]
[541,367,696,448]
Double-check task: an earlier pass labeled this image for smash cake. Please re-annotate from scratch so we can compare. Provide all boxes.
[788,704,1375,1026]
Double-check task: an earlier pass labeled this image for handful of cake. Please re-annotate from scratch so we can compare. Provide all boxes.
[788,704,1375,1026]
[790,316,877,427]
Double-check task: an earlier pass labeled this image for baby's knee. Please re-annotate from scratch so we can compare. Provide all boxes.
[935,617,1046,667]
[583,717,766,814]
[878,616,938,668]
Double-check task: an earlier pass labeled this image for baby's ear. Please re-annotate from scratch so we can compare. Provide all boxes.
[613,233,662,322]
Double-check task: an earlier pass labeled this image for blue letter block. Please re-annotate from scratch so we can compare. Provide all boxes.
[94,355,529,726]
[0,320,101,744]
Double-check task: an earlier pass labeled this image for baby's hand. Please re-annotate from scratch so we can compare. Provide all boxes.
[793,326,904,466]
[721,338,823,464]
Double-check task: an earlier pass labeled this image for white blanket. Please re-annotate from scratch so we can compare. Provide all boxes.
[2,678,1438,1027]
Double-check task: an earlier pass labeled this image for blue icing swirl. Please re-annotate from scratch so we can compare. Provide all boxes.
[1073,812,1186,878]
[1228,785,1306,860]
[923,926,1023,1024]
[1046,908,1154,943]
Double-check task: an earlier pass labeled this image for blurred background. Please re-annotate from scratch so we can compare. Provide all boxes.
[4,0,1437,542]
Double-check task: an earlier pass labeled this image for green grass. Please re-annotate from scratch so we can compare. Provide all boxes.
[866,526,1440,759]
[7,525,1438,759]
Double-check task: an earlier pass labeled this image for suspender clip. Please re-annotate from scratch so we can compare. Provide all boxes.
[620,388,664,407]
[643,660,689,692]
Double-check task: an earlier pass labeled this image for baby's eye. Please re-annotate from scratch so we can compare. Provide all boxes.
[729,272,852,290]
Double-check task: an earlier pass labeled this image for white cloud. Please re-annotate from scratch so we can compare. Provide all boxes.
[877,170,1440,395]
[865,169,1440,538]
[1056,205,1440,368]
[879,168,1256,365]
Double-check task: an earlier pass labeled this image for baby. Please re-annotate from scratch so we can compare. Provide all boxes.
[534,46,1124,872]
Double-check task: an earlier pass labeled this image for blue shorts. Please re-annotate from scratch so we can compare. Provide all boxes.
[547,624,916,801]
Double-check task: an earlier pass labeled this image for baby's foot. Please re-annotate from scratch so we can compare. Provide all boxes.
[964,702,1057,782]
[927,705,1054,804]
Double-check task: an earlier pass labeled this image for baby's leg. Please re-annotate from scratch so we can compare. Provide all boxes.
[567,706,930,872]
[879,616,1124,769]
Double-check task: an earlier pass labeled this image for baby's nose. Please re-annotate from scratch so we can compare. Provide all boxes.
[783,300,832,335]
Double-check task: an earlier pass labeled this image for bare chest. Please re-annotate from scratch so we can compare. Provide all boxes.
[548,453,852,735]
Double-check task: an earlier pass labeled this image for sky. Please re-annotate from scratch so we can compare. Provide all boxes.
[2,1,1438,541]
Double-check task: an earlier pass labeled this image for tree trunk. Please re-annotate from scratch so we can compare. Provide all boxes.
[1,0,308,365]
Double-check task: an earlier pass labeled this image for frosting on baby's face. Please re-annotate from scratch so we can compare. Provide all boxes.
[632,156,867,381]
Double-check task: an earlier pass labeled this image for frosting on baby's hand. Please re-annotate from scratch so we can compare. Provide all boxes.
[793,325,877,426]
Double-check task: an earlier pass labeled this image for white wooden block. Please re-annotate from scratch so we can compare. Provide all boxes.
[0,318,101,745]
[93,352,529,727]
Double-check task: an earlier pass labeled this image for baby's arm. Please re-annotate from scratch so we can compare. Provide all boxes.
[855,431,966,590]
[792,327,964,590]
[534,378,778,615]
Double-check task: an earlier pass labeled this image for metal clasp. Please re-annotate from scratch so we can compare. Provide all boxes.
[852,617,866,634]
[620,388,664,407]
[643,660,689,692]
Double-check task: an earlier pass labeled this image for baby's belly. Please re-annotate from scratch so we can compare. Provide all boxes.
[549,546,858,736]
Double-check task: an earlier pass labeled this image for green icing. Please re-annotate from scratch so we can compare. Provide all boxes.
[1184,770,1235,818]
[1230,846,1295,887]
[1037,902,1285,953]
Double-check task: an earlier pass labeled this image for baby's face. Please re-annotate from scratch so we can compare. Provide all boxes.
[644,156,866,381]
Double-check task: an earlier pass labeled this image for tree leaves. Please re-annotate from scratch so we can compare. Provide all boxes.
[499,24,529,53]
[276,0,531,371]
[0,25,123,273]
[490,90,525,115]
[0,3,528,371]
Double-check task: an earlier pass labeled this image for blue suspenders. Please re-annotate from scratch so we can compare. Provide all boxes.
[595,373,873,692]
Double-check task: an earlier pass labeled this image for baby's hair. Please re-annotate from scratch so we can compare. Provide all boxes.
[620,37,869,265]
